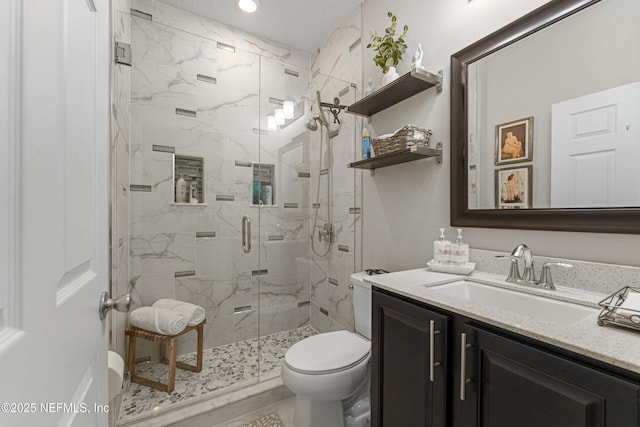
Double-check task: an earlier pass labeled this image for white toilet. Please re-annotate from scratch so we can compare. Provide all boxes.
[281,273,372,427]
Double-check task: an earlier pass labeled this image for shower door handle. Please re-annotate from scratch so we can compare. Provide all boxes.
[242,215,251,253]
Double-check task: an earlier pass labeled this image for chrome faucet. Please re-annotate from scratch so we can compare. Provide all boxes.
[511,244,536,284]
[496,245,573,290]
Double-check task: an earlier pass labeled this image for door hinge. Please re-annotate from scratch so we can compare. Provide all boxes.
[115,42,131,66]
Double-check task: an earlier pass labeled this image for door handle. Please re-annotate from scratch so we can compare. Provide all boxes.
[429,320,441,382]
[99,292,131,320]
[242,215,251,253]
[460,332,472,400]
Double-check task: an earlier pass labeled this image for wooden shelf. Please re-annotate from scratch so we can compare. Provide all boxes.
[348,144,442,173]
[347,68,442,117]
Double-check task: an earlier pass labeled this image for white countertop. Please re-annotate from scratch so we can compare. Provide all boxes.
[364,268,640,375]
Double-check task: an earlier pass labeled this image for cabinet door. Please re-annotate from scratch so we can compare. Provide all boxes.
[460,325,640,427]
[372,290,448,427]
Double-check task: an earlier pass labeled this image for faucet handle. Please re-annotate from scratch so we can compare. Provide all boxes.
[495,255,521,282]
[537,262,572,290]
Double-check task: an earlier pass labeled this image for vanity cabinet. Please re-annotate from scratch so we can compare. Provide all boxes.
[371,289,448,427]
[458,324,640,427]
[372,288,640,427]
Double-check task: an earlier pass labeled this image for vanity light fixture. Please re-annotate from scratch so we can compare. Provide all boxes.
[274,108,285,126]
[237,0,259,13]
[283,98,295,119]
[267,114,277,131]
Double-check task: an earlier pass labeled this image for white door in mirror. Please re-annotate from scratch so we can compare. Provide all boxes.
[551,81,640,208]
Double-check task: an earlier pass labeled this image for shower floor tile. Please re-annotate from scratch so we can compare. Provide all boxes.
[117,325,315,425]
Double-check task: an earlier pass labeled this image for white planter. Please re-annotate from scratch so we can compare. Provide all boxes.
[381,66,400,86]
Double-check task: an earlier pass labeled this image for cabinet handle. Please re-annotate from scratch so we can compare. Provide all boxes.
[460,332,472,400]
[242,215,251,253]
[429,320,441,382]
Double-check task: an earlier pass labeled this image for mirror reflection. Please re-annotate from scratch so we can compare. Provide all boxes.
[467,0,640,210]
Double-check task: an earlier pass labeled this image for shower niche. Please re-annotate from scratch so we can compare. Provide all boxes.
[252,163,275,206]
[174,155,205,205]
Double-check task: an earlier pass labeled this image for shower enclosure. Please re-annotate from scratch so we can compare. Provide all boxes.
[110,1,362,424]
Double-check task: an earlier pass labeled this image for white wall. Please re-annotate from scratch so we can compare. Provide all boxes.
[362,0,640,273]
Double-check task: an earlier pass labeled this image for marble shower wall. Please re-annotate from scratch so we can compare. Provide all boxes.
[309,7,364,334]
[125,0,316,359]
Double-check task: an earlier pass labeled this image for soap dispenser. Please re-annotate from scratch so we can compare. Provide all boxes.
[433,228,451,265]
[450,228,470,266]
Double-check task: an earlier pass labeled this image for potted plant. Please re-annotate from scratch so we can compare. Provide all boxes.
[367,12,409,86]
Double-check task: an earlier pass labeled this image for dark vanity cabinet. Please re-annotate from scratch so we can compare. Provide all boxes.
[371,289,448,427]
[372,288,640,427]
[459,325,640,427]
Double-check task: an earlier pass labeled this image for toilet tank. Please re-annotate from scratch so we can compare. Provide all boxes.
[350,272,372,340]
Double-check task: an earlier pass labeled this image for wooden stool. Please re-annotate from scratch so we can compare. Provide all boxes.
[125,320,205,393]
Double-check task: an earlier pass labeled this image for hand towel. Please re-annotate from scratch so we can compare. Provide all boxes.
[129,306,188,335]
[617,292,640,321]
[152,298,206,326]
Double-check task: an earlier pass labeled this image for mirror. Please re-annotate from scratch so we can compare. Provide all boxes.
[451,0,640,233]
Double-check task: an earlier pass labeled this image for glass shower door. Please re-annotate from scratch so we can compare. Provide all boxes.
[126,13,262,411]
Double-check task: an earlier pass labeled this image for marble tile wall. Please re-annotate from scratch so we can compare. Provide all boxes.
[309,6,364,334]
[123,2,317,361]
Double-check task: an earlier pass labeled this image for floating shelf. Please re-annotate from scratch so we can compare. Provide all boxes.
[347,68,442,117]
[348,144,443,173]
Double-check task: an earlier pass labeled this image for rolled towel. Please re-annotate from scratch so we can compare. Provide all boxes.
[152,298,206,326]
[129,307,188,335]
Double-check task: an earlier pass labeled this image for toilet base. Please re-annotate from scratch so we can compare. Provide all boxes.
[293,395,345,427]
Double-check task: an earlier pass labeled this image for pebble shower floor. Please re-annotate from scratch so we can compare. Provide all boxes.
[117,325,315,424]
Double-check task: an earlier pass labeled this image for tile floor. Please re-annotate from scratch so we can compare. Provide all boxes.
[117,326,314,425]
[213,397,295,427]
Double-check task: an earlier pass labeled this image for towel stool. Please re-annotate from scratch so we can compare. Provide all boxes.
[125,319,205,393]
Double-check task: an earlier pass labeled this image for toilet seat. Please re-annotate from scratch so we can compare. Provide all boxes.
[284,330,370,375]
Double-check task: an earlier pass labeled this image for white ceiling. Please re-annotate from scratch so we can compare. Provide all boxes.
[158,0,362,53]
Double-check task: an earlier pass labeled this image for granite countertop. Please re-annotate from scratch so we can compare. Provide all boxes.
[364,268,640,375]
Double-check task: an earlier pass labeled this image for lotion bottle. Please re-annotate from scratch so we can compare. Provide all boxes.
[433,228,451,265]
[450,228,470,266]
[175,174,188,203]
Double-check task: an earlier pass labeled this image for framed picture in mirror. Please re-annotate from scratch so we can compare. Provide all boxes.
[495,117,533,165]
[496,165,532,209]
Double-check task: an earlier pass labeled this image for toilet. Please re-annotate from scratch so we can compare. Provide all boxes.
[281,272,372,427]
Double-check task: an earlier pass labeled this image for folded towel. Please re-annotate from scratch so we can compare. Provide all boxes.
[152,298,206,326]
[129,307,188,335]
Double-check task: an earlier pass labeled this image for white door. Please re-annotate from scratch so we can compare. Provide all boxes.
[0,0,110,426]
[551,82,640,208]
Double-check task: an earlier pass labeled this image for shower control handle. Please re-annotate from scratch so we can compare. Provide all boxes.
[242,215,251,253]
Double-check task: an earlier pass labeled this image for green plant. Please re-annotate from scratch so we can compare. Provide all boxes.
[367,12,409,73]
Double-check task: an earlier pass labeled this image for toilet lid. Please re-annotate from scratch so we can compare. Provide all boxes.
[285,330,370,374]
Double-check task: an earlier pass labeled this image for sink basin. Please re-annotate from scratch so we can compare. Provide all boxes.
[429,280,597,324]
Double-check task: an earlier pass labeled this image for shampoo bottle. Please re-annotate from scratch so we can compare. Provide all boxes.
[189,178,198,204]
[433,228,451,265]
[450,228,470,266]
[175,174,188,203]
[362,128,371,159]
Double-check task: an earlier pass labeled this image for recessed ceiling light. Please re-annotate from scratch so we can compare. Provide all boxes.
[237,0,259,13]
